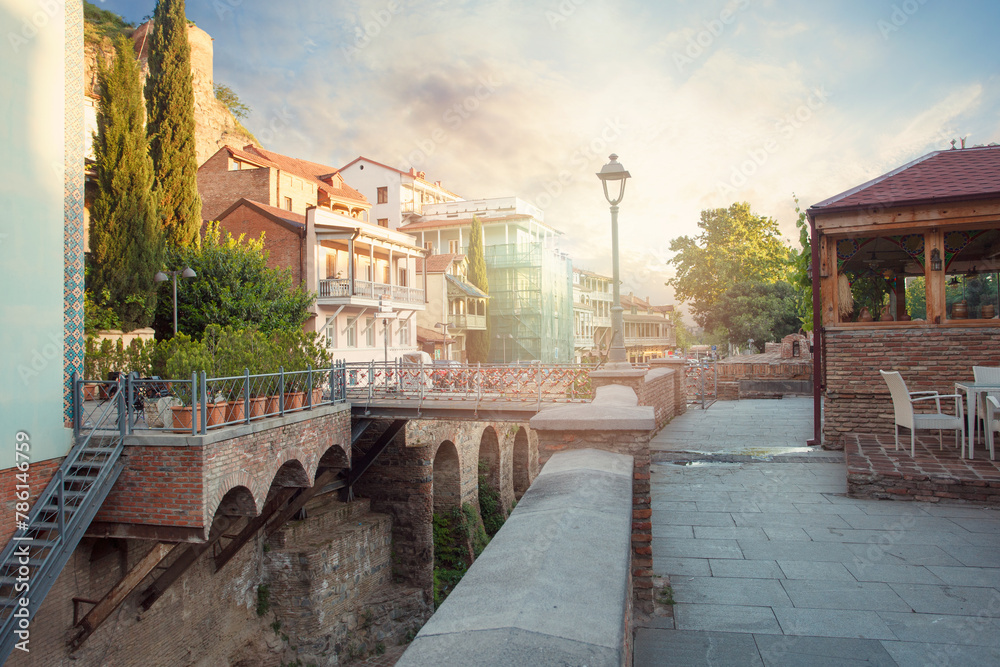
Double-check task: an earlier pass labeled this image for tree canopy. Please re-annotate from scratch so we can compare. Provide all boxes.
[146,0,202,247]
[788,197,813,331]
[152,223,314,339]
[89,36,163,331]
[667,202,790,330]
[702,281,800,353]
[465,215,490,363]
[213,83,251,120]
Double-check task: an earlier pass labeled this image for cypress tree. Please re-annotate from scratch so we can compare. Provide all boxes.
[146,0,202,247]
[465,215,491,363]
[90,36,163,331]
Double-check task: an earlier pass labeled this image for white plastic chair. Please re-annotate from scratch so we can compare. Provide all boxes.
[880,370,965,457]
[986,395,1000,461]
[972,366,1000,429]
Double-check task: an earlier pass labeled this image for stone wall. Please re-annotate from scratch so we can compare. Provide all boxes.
[823,326,1000,446]
[530,386,656,617]
[266,496,432,664]
[353,419,538,596]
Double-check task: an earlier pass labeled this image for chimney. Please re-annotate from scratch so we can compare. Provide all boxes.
[409,167,418,176]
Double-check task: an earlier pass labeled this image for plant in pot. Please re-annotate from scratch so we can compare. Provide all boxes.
[164,336,212,433]
[304,332,333,405]
[275,329,308,410]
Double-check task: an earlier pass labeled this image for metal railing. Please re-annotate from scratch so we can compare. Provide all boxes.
[318,278,424,304]
[344,360,598,413]
[76,362,348,436]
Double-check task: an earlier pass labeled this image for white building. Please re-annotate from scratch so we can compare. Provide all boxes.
[572,268,614,363]
[337,157,463,231]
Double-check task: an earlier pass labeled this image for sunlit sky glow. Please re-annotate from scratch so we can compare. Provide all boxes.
[99,0,1000,305]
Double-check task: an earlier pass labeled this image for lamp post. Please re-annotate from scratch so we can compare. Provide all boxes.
[154,267,196,336]
[596,154,632,369]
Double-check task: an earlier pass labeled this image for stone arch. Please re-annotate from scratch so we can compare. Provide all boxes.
[477,426,501,496]
[207,472,262,523]
[513,426,531,499]
[433,440,461,513]
[212,485,257,519]
[266,459,310,495]
[316,443,350,479]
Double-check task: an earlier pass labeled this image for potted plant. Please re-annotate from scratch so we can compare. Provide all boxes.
[164,336,212,433]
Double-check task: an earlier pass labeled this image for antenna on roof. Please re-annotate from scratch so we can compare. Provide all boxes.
[961,136,968,149]
[950,139,957,150]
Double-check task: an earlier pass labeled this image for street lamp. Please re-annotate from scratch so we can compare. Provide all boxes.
[597,154,632,369]
[155,266,196,336]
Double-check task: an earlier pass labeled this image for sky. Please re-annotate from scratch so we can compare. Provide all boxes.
[97,0,1000,306]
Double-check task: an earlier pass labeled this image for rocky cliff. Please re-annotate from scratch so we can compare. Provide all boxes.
[84,20,258,165]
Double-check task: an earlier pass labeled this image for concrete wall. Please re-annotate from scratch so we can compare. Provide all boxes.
[823,326,1000,446]
[0,0,76,468]
[397,449,634,667]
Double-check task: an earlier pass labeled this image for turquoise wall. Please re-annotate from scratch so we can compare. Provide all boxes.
[0,1,76,467]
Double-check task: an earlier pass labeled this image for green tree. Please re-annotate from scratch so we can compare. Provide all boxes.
[153,223,314,338]
[703,281,800,352]
[213,83,250,120]
[146,0,202,248]
[788,197,813,331]
[465,215,491,363]
[89,36,163,331]
[905,276,927,319]
[667,202,790,329]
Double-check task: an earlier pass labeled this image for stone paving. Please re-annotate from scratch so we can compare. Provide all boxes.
[636,398,1000,666]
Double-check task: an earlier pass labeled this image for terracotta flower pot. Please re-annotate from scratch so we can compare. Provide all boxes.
[311,388,323,405]
[171,405,201,434]
[285,391,305,410]
[264,395,280,416]
[82,385,97,401]
[249,396,267,420]
[226,400,246,423]
[206,402,227,427]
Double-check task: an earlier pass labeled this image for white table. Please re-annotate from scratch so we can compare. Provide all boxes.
[955,382,1000,459]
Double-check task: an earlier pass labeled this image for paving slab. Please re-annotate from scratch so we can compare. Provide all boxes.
[637,398,1000,665]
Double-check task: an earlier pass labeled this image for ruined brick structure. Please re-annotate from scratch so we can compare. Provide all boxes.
[715,333,812,401]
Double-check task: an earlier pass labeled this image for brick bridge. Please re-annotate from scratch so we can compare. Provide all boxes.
[8,359,687,666]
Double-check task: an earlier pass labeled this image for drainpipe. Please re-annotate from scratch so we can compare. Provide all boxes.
[808,210,823,447]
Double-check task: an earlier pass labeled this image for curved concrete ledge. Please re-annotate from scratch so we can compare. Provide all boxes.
[396,448,634,667]
[529,384,655,431]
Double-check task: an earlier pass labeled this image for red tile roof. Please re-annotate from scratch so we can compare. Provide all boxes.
[416,325,454,343]
[224,145,369,205]
[415,253,465,273]
[810,145,1000,213]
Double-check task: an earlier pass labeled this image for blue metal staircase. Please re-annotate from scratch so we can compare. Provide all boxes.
[0,381,127,663]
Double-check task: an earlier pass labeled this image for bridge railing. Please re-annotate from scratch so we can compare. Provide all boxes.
[75,362,349,436]
[344,361,599,407]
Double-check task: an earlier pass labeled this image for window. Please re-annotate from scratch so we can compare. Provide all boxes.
[398,319,410,346]
[365,317,375,347]
[448,240,460,254]
[424,241,434,253]
[377,218,388,228]
[284,196,293,211]
[377,187,388,204]
[398,267,408,287]
[324,321,337,349]
[345,319,356,347]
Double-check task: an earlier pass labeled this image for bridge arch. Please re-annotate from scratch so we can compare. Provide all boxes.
[433,440,462,513]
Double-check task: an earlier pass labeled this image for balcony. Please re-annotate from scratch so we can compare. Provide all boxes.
[449,312,487,330]
[574,335,593,349]
[318,278,424,305]
[625,336,674,348]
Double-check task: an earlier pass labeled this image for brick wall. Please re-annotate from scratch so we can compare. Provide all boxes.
[93,406,351,540]
[197,150,274,221]
[217,206,304,284]
[823,326,1000,446]
[0,459,62,546]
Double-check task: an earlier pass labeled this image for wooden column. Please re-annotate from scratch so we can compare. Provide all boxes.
[926,230,946,324]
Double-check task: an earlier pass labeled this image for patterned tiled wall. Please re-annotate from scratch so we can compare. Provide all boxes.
[64,1,85,422]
